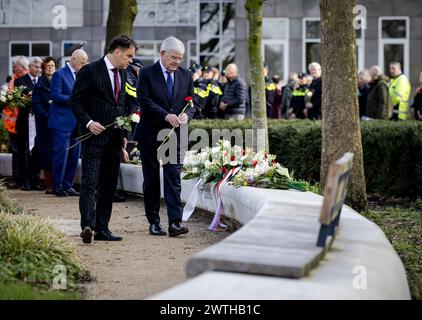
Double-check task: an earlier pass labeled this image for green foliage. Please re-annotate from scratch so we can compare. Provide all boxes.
[0,211,86,287]
[0,119,10,153]
[362,206,422,300]
[189,119,422,197]
[0,282,81,300]
[0,185,87,294]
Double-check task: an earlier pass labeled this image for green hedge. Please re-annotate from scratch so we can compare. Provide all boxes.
[189,119,422,197]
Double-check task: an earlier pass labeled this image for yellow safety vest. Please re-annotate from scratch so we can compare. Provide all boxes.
[207,83,223,96]
[265,83,276,91]
[194,87,209,98]
[125,82,137,98]
[389,74,411,120]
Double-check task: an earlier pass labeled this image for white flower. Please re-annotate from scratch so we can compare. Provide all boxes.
[204,160,212,169]
[222,140,231,149]
[131,113,140,123]
[230,161,238,167]
[7,95,12,100]
[0,96,6,103]
[307,91,313,97]
[0,90,5,96]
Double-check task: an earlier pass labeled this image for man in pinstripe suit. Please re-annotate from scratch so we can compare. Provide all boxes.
[70,35,136,244]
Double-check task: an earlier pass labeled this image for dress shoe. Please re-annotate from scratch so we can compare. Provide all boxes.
[20,184,31,191]
[94,230,123,241]
[52,188,68,197]
[45,188,53,195]
[31,183,44,191]
[80,226,93,244]
[168,222,189,237]
[113,191,126,202]
[65,188,80,196]
[149,223,167,236]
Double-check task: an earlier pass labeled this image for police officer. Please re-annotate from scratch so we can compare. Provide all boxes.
[125,58,143,130]
[202,65,222,119]
[290,72,309,119]
[264,64,276,118]
[190,63,208,119]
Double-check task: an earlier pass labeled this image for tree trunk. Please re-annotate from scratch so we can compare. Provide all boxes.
[104,0,138,55]
[245,0,269,152]
[320,0,368,211]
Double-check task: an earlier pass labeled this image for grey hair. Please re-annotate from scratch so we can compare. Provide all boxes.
[160,36,185,54]
[369,65,383,78]
[358,69,371,84]
[29,56,43,66]
[12,55,29,69]
[308,62,321,71]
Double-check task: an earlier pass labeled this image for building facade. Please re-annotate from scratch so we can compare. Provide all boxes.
[0,0,421,87]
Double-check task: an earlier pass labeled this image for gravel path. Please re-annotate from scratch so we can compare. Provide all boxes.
[6,189,229,299]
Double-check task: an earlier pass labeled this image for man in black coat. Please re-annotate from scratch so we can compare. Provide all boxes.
[13,57,43,191]
[133,36,194,237]
[219,63,247,120]
[70,35,136,244]
[305,62,322,120]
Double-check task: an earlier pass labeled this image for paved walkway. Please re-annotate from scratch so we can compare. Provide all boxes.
[6,189,229,299]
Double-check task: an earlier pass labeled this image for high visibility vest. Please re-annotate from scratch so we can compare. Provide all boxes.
[207,83,223,96]
[389,74,411,120]
[292,88,307,97]
[265,83,276,91]
[194,86,209,98]
[125,82,137,98]
[2,74,19,134]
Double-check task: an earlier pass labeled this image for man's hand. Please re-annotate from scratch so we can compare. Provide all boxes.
[123,137,128,149]
[178,113,188,125]
[165,114,181,128]
[88,121,106,135]
[219,101,228,111]
[122,148,129,163]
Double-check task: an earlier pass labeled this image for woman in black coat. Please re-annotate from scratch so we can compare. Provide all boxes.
[32,57,56,193]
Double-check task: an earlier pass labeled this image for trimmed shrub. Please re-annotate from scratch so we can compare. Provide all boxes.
[189,119,422,197]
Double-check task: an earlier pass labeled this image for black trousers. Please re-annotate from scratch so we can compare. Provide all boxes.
[140,143,183,225]
[79,143,121,232]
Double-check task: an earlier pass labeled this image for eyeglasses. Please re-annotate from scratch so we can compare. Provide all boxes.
[165,52,184,63]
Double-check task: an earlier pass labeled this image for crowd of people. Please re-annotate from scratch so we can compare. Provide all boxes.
[188,61,422,122]
[1,53,422,196]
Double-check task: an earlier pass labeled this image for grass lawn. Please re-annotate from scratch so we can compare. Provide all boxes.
[0,282,81,300]
[362,200,422,300]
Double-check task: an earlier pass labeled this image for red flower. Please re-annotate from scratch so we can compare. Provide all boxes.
[252,160,258,167]
[231,155,235,161]
[242,149,246,156]
[222,166,227,174]
[185,96,193,101]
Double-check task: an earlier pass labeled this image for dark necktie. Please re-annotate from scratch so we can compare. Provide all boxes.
[165,71,174,99]
[113,68,120,103]
[32,78,37,85]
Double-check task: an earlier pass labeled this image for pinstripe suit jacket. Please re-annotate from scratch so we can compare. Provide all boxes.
[70,57,129,148]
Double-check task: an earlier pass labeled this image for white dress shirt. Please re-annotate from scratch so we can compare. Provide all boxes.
[67,62,77,80]
[159,59,174,82]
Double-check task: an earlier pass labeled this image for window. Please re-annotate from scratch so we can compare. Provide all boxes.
[0,0,83,27]
[378,17,409,77]
[302,18,365,72]
[262,18,289,82]
[135,41,162,66]
[60,41,86,67]
[198,0,235,71]
[103,0,197,26]
[9,41,52,74]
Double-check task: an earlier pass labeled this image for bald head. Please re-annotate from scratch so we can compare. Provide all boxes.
[70,49,88,72]
[225,63,238,80]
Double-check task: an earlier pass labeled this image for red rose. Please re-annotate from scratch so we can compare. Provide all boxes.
[185,96,193,101]
[252,160,258,167]
[231,155,235,161]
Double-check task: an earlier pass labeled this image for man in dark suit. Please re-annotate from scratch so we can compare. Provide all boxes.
[13,56,43,191]
[134,36,194,237]
[49,49,88,196]
[70,35,136,244]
